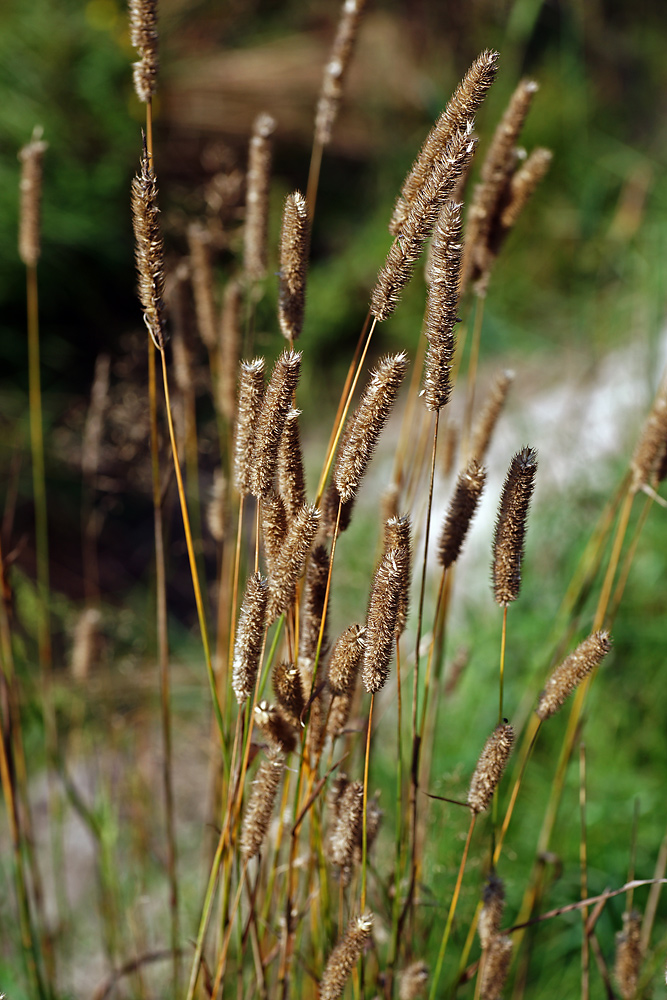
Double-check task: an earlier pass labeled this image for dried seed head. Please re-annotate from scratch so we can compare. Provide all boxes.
[322,483,356,536]
[536,630,612,720]
[18,128,48,267]
[320,911,374,1000]
[267,503,321,622]
[423,339,455,412]
[329,779,364,878]
[187,222,217,349]
[218,279,243,422]
[438,460,486,568]
[499,147,552,230]
[479,934,513,1000]
[232,572,269,704]
[273,661,305,727]
[244,112,276,282]
[299,543,331,665]
[468,722,514,814]
[614,911,642,1000]
[240,747,284,861]
[373,130,478,322]
[129,0,158,102]
[390,50,499,236]
[207,469,228,543]
[131,137,166,349]
[254,700,297,754]
[492,446,538,606]
[261,491,289,573]
[478,875,505,950]
[328,624,365,696]
[334,352,409,503]
[82,354,110,482]
[469,370,514,465]
[630,377,667,492]
[384,515,412,637]
[251,350,302,498]
[363,547,407,693]
[278,192,310,342]
[277,408,307,520]
[399,961,429,1000]
[315,0,366,147]
[426,200,464,326]
[234,358,265,495]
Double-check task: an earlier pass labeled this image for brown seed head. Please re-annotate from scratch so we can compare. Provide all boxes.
[438,460,486,568]
[630,377,667,492]
[399,961,429,1000]
[254,700,297,754]
[277,408,307,520]
[390,50,498,236]
[233,358,265,495]
[232,572,269,704]
[278,191,310,342]
[251,350,302,498]
[334,352,409,503]
[261,491,288,573]
[267,503,321,621]
[129,0,158,102]
[207,469,228,543]
[240,747,284,861]
[131,138,166,349]
[478,875,505,950]
[328,778,364,879]
[468,722,514,814]
[363,547,407,693]
[315,0,367,147]
[218,279,243,422]
[479,935,513,1000]
[536,630,612,720]
[499,147,552,230]
[320,911,374,1000]
[614,911,642,1000]
[328,624,365,697]
[492,446,538,606]
[82,353,110,482]
[272,661,305,727]
[244,112,276,282]
[384,515,412,637]
[187,222,217,349]
[469,370,514,465]
[18,128,48,268]
[299,543,331,665]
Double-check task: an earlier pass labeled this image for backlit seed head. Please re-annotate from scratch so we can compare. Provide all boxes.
[537,630,612,720]
[320,911,374,1000]
[438,460,486,568]
[492,446,537,606]
[468,722,514,814]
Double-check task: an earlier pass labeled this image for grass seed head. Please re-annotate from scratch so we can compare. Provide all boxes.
[240,747,284,861]
[315,0,367,147]
[478,875,505,950]
[363,547,407,693]
[244,112,276,281]
[468,722,514,813]
[267,503,321,621]
[492,446,538,606]
[320,911,374,1000]
[277,408,307,520]
[218,278,243,421]
[233,358,265,495]
[131,138,166,349]
[272,661,306,727]
[278,192,310,342]
[232,572,269,704]
[614,911,642,1000]
[438,459,486,568]
[630,377,667,492]
[299,543,331,665]
[254,700,297,754]
[251,350,302,498]
[536,630,612,720]
[129,0,158,102]
[480,934,513,1000]
[399,961,429,1000]
[18,128,48,268]
[187,222,217,349]
[469,370,514,465]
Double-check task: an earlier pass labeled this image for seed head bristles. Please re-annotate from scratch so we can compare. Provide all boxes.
[187,222,217,350]
[362,547,407,693]
[232,571,269,705]
[469,370,514,465]
[399,961,429,1000]
[233,358,265,495]
[131,136,166,350]
[261,491,288,573]
[322,483,355,535]
[630,376,667,492]
[467,722,514,814]
[372,130,478,323]
[425,200,464,323]
[314,0,367,148]
[329,779,364,881]
[320,911,374,1000]
[299,543,331,664]
[278,408,307,520]
[478,875,506,950]
[492,446,538,606]
[479,935,513,1000]
[267,503,321,622]
[464,80,539,296]
[18,128,48,268]
[438,460,486,568]
[129,0,158,103]
[272,661,305,727]
[334,352,409,503]
[383,515,412,637]
[389,50,499,236]
[499,147,552,231]
[278,192,310,342]
[218,279,242,421]
[423,340,455,412]
[207,469,227,543]
[614,911,642,1000]
[240,746,284,861]
[328,624,365,696]
[536,630,612,720]
[253,700,297,754]
[251,350,302,498]
[244,112,276,282]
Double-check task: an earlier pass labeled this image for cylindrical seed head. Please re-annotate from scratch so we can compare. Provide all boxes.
[468,722,514,814]
[478,875,505,950]
[261,491,289,574]
[399,961,429,1000]
[244,112,276,282]
[277,408,307,520]
[207,469,228,543]
[314,0,367,147]
[630,377,667,492]
[536,630,612,720]
[362,547,407,693]
[218,278,243,422]
[278,191,310,342]
[328,624,365,697]
[320,911,374,1000]
[273,661,305,727]
[232,572,269,704]
[254,700,297,754]
[299,543,331,665]
[129,0,159,102]
[614,911,642,1000]
[233,358,265,495]
[251,350,302,498]
[438,460,486,568]
[479,935,513,1000]
[18,128,48,268]
[187,222,217,350]
[492,446,538,606]
[131,137,166,350]
[240,747,284,861]
[469,370,514,465]
[383,515,412,637]
[267,503,321,622]
[328,778,364,878]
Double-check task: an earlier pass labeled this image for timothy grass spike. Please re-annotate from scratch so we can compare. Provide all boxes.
[218,278,242,421]
[469,370,514,464]
[479,935,513,1000]
[277,408,307,520]
[18,128,48,268]
[244,112,276,282]
[536,630,612,720]
[614,910,642,1000]
[630,375,667,492]
[234,358,265,495]
[438,459,486,568]
[468,722,514,814]
[320,911,374,1000]
[131,136,166,350]
[251,349,302,498]
[314,0,367,148]
[278,191,310,342]
[240,747,285,861]
[129,0,158,103]
[492,446,538,606]
[232,571,269,704]
[267,503,321,622]
[362,547,407,693]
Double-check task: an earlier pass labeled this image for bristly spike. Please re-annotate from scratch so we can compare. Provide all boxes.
[383,515,412,637]
[253,700,297,754]
[398,961,429,1000]
[232,572,269,705]
[278,191,310,342]
[499,147,553,230]
[536,630,612,720]
[244,112,277,282]
[467,722,514,814]
[129,0,159,103]
[251,350,302,498]
[478,875,505,950]
[240,747,284,861]
[131,135,166,350]
[18,127,48,268]
[233,358,265,496]
[328,778,364,882]
[362,547,407,693]
[614,910,642,1000]
[299,543,331,665]
[630,376,667,492]
[320,911,374,1000]
[314,0,367,148]
[438,460,486,568]
[327,623,365,737]
[491,446,538,606]
[278,408,307,520]
[272,661,305,727]
[267,503,321,621]
[479,934,513,1000]
[187,222,217,350]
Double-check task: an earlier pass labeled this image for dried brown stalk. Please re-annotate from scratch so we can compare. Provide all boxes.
[492,446,538,606]
[129,0,158,103]
[469,370,514,465]
[251,350,302,498]
[314,0,367,147]
[232,572,269,704]
[18,128,48,268]
[438,459,486,568]
[320,911,373,1000]
[233,358,265,495]
[468,722,514,814]
[278,191,310,342]
[240,747,284,861]
[536,630,612,720]
[244,112,276,282]
[131,138,166,350]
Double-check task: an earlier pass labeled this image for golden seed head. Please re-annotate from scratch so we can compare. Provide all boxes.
[314,0,366,147]
[328,778,364,878]
[384,515,412,637]
[469,370,514,465]
[272,661,306,727]
[129,0,159,102]
[261,491,289,573]
[536,630,612,720]
[233,358,265,495]
[218,278,243,422]
[187,222,217,350]
[438,460,486,568]
[278,191,310,342]
[267,503,321,622]
[299,543,331,665]
[614,911,642,1000]
[207,469,228,543]
[479,934,513,1000]
[492,446,538,606]
[328,624,365,696]
[254,700,297,754]
[232,572,269,704]
[630,377,667,492]
[499,147,552,230]
[251,350,302,498]
[131,138,166,350]
[320,911,374,1000]
[468,722,514,814]
[362,547,408,693]
[398,961,429,1000]
[18,127,48,267]
[478,875,505,950]
[240,747,284,861]
[277,408,307,521]
[244,112,276,282]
